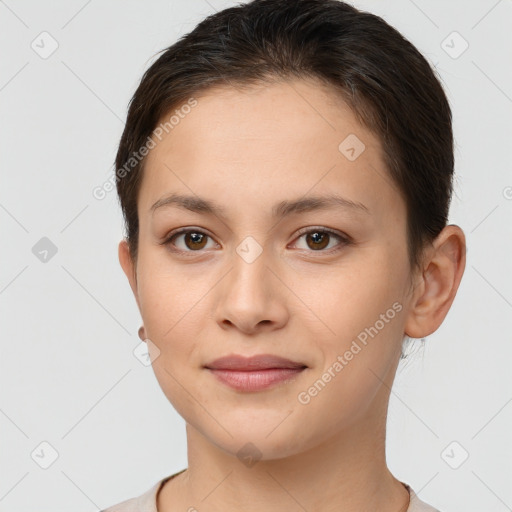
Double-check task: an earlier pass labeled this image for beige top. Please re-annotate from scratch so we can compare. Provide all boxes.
[102,469,440,512]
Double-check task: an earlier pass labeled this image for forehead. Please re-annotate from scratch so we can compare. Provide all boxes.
[164,78,372,151]
[139,78,399,220]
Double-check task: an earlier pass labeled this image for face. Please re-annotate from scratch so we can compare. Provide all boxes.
[121,78,418,460]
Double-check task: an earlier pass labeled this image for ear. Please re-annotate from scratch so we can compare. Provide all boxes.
[118,239,140,310]
[404,224,466,338]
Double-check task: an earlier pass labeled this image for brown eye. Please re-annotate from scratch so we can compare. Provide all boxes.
[305,231,330,250]
[293,228,350,253]
[163,229,216,252]
[182,232,208,250]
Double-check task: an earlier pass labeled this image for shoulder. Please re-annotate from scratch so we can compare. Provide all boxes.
[101,469,186,511]
[405,484,442,512]
[100,474,173,512]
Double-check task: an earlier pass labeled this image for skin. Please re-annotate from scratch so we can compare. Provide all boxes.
[118,77,466,512]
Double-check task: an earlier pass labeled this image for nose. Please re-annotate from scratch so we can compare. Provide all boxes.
[214,245,290,335]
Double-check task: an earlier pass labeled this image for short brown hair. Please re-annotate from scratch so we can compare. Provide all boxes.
[115,0,454,273]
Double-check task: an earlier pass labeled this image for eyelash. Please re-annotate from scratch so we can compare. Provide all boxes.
[160,226,352,256]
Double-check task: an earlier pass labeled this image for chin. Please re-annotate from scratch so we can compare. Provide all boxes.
[218,436,306,463]
[201,417,317,462]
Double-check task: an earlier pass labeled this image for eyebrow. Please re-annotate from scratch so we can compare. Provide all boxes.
[150,192,370,218]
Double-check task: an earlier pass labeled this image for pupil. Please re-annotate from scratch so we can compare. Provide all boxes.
[187,232,206,249]
[308,231,328,250]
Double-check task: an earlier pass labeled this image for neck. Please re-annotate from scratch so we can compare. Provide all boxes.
[158,373,409,512]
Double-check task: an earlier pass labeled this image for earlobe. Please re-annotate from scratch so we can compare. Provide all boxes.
[404,225,466,339]
[138,325,147,341]
[118,239,139,302]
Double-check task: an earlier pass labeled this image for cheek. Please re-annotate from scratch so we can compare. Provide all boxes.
[303,252,405,337]
[302,256,407,411]
[296,286,405,439]
[135,247,218,368]
[135,259,203,416]
[136,246,192,329]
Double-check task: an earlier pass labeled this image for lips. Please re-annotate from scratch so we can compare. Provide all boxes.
[204,354,307,392]
[204,353,307,371]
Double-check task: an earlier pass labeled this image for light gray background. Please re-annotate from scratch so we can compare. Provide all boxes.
[1,1,511,511]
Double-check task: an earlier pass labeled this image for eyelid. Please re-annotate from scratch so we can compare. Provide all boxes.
[161,226,352,254]
[293,225,349,241]
[160,226,219,250]
[290,226,351,251]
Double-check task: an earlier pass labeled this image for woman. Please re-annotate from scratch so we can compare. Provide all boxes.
[103,0,465,510]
